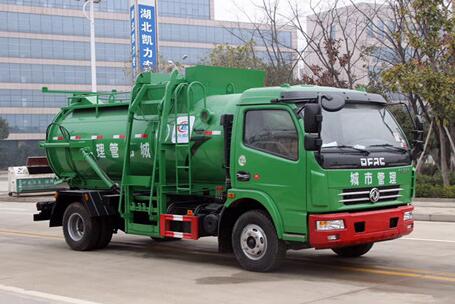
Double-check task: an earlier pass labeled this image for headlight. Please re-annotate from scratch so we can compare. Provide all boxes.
[316,220,345,231]
[404,211,413,221]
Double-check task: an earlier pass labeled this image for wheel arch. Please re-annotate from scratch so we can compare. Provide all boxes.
[49,190,119,227]
[218,190,284,253]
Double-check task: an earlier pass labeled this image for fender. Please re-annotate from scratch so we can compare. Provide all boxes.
[224,188,284,238]
[45,190,119,227]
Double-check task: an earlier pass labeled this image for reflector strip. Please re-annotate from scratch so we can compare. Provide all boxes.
[134,133,148,139]
[70,136,81,140]
[172,215,184,221]
[91,135,104,140]
[52,136,64,141]
[160,214,199,240]
[204,130,222,136]
[113,134,126,139]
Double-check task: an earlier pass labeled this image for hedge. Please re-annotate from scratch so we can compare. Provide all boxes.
[415,173,455,198]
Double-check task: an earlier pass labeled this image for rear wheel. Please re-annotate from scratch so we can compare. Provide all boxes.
[62,202,101,251]
[332,243,374,257]
[96,217,114,249]
[232,210,286,272]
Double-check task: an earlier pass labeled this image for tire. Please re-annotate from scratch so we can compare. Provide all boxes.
[95,217,114,250]
[232,210,286,272]
[332,243,374,257]
[62,202,101,251]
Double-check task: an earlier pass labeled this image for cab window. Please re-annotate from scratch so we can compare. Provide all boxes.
[244,110,298,160]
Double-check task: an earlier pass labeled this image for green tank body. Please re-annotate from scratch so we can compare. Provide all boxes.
[44,66,265,191]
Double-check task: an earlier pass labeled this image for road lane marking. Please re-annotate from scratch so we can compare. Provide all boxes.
[0,229,61,239]
[335,266,455,283]
[0,284,102,304]
[0,211,33,215]
[288,256,455,282]
[2,228,455,283]
[0,207,29,211]
[403,237,455,243]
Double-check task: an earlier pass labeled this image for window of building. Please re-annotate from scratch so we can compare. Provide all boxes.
[244,110,299,160]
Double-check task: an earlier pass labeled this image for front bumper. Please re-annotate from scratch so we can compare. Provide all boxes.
[308,205,414,249]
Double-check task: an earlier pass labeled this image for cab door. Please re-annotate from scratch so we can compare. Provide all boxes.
[232,105,307,234]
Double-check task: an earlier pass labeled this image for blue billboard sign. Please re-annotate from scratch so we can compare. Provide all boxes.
[130,0,158,75]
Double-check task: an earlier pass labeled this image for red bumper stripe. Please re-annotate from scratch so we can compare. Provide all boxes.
[309,206,414,249]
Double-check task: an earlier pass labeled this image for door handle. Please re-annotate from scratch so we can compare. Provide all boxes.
[236,171,250,181]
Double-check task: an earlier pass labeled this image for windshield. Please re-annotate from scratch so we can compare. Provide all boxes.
[317,103,408,151]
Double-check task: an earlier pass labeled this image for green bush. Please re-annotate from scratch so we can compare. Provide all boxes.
[415,171,455,198]
[416,183,455,198]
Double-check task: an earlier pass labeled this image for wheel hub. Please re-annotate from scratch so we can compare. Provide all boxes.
[240,224,267,260]
[67,213,85,242]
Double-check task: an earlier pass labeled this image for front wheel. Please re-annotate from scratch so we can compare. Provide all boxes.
[232,210,286,272]
[332,243,374,257]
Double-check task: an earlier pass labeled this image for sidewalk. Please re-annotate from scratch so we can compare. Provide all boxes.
[413,199,455,222]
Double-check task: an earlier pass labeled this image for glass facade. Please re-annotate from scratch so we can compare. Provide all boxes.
[0,64,129,86]
[0,0,295,139]
[2,114,55,133]
[0,0,211,19]
[159,0,211,19]
[0,12,130,38]
[0,90,67,108]
[0,38,130,62]
[160,24,292,47]
[0,12,292,48]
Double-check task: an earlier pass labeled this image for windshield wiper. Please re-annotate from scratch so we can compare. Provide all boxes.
[322,145,370,155]
[368,144,408,153]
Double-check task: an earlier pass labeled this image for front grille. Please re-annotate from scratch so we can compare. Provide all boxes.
[339,185,402,205]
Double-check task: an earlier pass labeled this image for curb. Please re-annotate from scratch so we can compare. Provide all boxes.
[414,198,455,203]
[414,213,455,223]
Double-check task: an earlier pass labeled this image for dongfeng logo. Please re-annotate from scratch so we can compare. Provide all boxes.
[360,157,385,167]
[369,188,380,202]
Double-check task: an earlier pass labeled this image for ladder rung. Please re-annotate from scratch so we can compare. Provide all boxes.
[141,99,162,106]
[176,166,190,169]
[133,195,158,201]
[177,187,191,191]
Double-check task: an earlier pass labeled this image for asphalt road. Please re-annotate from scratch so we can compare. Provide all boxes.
[0,201,454,304]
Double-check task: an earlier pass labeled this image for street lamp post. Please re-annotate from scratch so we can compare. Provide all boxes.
[81,0,101,93]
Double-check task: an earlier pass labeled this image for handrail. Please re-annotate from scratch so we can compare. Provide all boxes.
[187,81,207,110]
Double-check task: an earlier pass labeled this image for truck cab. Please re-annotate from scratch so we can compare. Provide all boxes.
[221,86,415,271]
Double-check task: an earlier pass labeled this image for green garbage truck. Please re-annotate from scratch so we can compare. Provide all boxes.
[34,66,421,272]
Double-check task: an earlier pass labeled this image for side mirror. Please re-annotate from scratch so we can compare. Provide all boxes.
[321,94,345,112]
[304,103,322,133]
[304,134,322,151]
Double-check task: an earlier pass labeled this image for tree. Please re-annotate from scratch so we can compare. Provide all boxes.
[223,0,299,85]
[289,0,374,88]
[207,41,264,70]
[380,0,454,185]
[351,0,454,185]
[0,117,9,140]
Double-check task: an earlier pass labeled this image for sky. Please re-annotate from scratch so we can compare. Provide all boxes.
[214,0,376,22]
[214,0,304,22]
